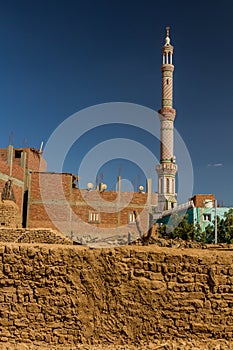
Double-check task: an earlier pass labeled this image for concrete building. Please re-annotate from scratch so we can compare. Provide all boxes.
[156,194,231,233]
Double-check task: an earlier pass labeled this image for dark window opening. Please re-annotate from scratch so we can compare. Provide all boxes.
[166,178,170,193]
[22,190,28,228]
[166,79,169,85]
[203,214,211,222]
[15,150,22,158]
[1,223,5,226]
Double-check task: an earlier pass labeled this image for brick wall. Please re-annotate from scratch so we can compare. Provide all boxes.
[0,245,232,349]
[0,147,48,225]
[0,149,7,162]
[190,194,215,208]
[27,172,157,237]
[0,147,157,236]
[0,156,24,181]
[0,159,11,176]
[10,148,47,172]
[11,165,24,182]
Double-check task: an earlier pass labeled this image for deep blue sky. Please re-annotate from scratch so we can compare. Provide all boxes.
[0,0,233,204]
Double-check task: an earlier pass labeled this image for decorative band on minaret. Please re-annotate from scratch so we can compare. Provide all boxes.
[156,27,178,211]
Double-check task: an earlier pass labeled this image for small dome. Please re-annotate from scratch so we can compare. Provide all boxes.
[165,36,170,46]
[164,26,172,46]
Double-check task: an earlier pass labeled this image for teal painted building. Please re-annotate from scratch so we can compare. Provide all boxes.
[157,206,230,232]
[155,194,232,232]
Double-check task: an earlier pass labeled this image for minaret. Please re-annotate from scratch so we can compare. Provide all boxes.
[156,27,177,211]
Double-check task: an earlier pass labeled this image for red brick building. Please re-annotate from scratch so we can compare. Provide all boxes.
[190,194,215,208]
[0,146,46,225]
[0,146,158,242]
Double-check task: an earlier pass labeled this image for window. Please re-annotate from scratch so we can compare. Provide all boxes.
[166,178,170,194]
[89,212,100,223]
[160,178,163,194]
[166,79,169,85]
[203,214,211,222]
[172,178,175,194]
[128,212,136,224]
[15,150,22,158]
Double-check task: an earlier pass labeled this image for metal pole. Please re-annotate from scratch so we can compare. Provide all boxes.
[214,199,217,244]
[128,232,131,245]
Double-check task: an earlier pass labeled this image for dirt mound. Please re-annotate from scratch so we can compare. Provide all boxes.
[132,235,233,250]
[132,235,206,248]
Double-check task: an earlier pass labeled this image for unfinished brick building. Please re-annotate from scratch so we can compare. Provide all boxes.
[0,145,157,243]
[0,145,46,225]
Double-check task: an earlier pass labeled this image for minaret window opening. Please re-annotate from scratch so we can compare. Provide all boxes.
[166,178,170,194]
[166,79,169,85]
[163,52,173,65]
[160,178,163,194]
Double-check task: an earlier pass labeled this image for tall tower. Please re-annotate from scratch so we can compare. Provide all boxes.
[156,27,177,211]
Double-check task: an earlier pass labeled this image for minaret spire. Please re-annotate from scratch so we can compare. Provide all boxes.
[165,26,170,45]
[156,27,177,211]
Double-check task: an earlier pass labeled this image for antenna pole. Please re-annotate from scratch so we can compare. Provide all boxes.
[214,199,217,244]
[39,141,44,153]
[9,131,14,146]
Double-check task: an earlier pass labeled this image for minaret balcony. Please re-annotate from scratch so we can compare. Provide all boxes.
[156,162,177,176]
[161,64,174,72]
[158,108,176,121]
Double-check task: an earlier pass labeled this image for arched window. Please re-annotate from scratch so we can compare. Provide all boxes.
[166,79,169,85]
[163,54,165,64]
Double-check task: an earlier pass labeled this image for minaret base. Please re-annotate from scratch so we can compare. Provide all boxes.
[157,194,177,212]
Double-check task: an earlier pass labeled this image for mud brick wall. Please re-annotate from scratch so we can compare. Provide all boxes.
[0,245,232,348]
[0,228,72,244]
[0,201,22,228]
